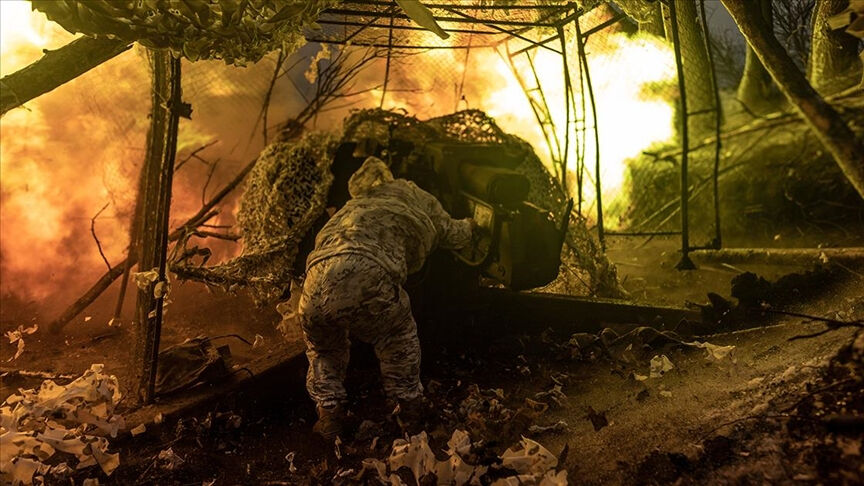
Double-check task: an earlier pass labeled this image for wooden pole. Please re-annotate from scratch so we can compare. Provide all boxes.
[133,50,182,404]
[721,0,864,200]
[1,37,130,116]
[691,247,864,266]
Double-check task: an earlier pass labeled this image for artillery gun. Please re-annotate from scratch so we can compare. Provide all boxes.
[326,139,572,293]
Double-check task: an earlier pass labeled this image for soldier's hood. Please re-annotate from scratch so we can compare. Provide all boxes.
[348,156,394,197]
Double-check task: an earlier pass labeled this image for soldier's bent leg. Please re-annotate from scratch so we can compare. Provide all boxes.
[371,286,423,401]
[298,259,353,408]
[302,329,350,408]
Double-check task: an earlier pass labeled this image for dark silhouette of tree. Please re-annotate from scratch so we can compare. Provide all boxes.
[808,0,862,93]
[737,0,783,114]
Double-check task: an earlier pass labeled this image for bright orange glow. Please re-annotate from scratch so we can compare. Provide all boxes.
[1,4,676,307]
[0,4,267,305]
[380,27,677,222]
[0,1,76,75]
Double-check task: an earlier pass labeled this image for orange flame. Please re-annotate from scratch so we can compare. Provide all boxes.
[1,3,677,309]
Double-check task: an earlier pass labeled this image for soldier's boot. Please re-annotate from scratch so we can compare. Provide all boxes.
[312,403,346,441]
[395,396,430,435]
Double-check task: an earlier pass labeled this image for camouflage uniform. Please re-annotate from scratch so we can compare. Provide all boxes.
[299,157,472,407]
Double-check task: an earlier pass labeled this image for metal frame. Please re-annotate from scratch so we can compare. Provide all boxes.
[308,1,584,195]
[305,0,724,268]
[573,0,723,269]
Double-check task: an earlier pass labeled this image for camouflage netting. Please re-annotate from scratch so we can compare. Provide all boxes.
[344,109,623,298]
[174,109,622,302]
[171,131,337,302]
[31,0,340,65]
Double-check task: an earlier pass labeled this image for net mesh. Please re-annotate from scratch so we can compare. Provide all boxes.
[171,132,337,302]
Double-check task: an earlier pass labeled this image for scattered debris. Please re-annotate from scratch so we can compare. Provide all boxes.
[499,436,566,485]
[534,385,567,408]
[356,430,565,485]
[334,435,343,461]
[285,452,297,474]
[156,448,184,471]
[690,341,736,362]
[153,280,171,299]
[0,364,123,485]
[586,407,609,432]
[252,334,265,349]
[527,420,568,436]
[155,336,233,395]
[649,355,675,378]
[133,268,160,290]
[130,424,147,437]
[4,324,38,362]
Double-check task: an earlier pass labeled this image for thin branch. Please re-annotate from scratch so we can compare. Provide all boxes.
[174,140,218,172]
[90,202,112,271]
[252,49,287,145]
[201,158,221,207]
[700,413,809,441]
[49,157,258,333]
[189,230,241,241]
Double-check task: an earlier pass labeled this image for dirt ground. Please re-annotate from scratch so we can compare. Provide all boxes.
[3,232,863,485]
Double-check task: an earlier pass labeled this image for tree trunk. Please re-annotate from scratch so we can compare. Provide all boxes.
[809,0,863,94]
[720,0,864,199]
[0,37,130,116]
[736,0,782,115]
[663,0,716,137]
[132,50,182,405]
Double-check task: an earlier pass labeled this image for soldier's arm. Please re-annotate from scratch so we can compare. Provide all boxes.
[412,183,474,250]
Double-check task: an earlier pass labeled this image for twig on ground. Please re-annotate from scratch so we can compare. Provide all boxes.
[780,378,857,413]
[700,413,814,441]
[762,309,864,341]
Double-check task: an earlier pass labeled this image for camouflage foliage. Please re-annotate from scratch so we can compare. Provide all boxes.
[30,0,340,65]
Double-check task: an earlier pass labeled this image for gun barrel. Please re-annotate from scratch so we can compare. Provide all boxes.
[458,163,529,205]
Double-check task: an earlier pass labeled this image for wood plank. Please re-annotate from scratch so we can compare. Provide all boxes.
[122,340,307,433]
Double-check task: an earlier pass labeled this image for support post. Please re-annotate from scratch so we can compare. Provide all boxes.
[557,24,572,195]
[698,0,723,250]
[669,0,696,270]
[574,20,604,250]
[133,51,183,404]
[380,13,395,108]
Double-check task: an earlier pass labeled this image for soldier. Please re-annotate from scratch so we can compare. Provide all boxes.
[298,156,475,440]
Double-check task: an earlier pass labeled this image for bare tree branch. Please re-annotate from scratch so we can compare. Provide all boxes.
[49,157,257,333]
[174,140,218,172]
[255,49,287,145]
[90,202,112,271]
